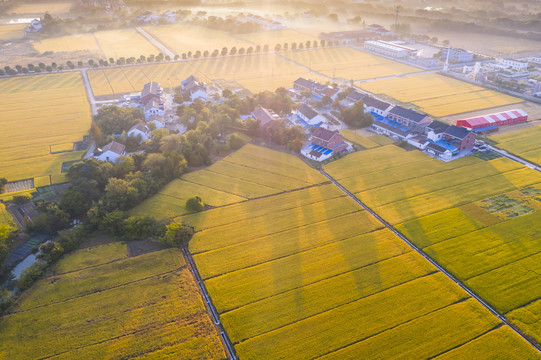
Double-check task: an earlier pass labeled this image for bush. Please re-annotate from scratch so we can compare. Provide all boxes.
[16,262,46,291]
[160,222,194,248]
[13,193,32,204]
[186,196,204,212]
[229,133,244,150]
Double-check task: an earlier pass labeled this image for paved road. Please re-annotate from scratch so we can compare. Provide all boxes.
[182,248,237,360]
[81,69,97,115]
[136,27,177,58]
[488,145,541,171]
[319,169,541,353]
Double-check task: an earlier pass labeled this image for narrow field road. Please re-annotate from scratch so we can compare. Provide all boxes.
[488,145,541,172]
[182,248,237,360]
[136,27,177,58]
[81,69,97,115]
[319,169,541,353]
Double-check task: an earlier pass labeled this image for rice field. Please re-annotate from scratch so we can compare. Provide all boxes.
[0,203,15,227]
[8,1,72,14]
[281,46,421,81]
[0,244,225,359]
[94,29,160,59]
[172,144,537,358]
[358,73,522,117]
[490,125,541,164]
[33,33,102,55]
[324,144,541,348]
[0,72,90,184]
[88,52,321,96]
[145,24,252,55]
[0,24,25,40]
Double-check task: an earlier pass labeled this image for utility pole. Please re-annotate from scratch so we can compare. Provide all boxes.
[394,6,399,35]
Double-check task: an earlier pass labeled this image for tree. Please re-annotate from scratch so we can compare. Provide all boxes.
[230,47,237,55]
[320,95,332,107]
[431,36,438,44]
[340,101,374,128]
[0,178,6,193]
[101,178,139,212]
[93,105,143,136]
[160,222,194,247]
[109,57,114,64]
[221,47,228,56]
[186,196,204,212]
[291,42,297,50]
[274,44,281,51]
[263,44,269,52]
[247,46,253,54]
[222,89,233,98]
[0,69,4,76]
[229,133,244,150]
[46,66,52,72]
[98,210,125,237]
[305,40,311,49]
[59,188,92,219]
[212,49,219,57]
[238,47,245,55]
[30,205,70,235]
[124,215,161,239]
[255,45,261,53]
[203,50,209,57]
[173,93,184,104]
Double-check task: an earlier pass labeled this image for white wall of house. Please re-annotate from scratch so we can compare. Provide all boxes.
[144,107,164,119]
[127,129,150,142]
[148,119,165,129]
[96,151,122,163]
[190,89,207,101]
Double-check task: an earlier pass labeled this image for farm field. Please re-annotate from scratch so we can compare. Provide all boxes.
[88,53,320,96]
[281,46,421,81]
[94,29,159,59]
[7,1,72,14]
[131,144,326,220]
[176,144,536,359]
[490,125,541,164]
[340,129,394,149]
[358,73,522,117]
[0,72,90,184]
[0,243,225,359]
[0,24,26,41]
[33,33,101,55]
[145,24,252,55]
[324,144,541,347]
[237,29,319,48]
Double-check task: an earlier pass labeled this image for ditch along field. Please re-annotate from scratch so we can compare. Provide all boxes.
[281,46,421,81]
[130,144,327,221]
[359,73,522,118]
[0,242,225,359]
[88,52,321,97]
[324,144,541,347]
[144,24,252,56]
[490,125,541,165]
[33,29,159,59]
[0,72,89,185]
[175,144,538,359]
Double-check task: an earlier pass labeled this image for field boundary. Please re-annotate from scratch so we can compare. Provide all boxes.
[320,169,541,353]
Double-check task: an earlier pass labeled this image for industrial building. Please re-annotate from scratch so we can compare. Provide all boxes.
[364,40,417,58]
[456,109,528,131]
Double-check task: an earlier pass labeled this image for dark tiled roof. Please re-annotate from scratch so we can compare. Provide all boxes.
[294,77,315,89]
[102,141,125,155]
[129,122,149,133]
[141,81,161,97]
[190,85,207,94]
[444,125,471,140]
[252,106,280,126]
[297,103,319,119]
[389,106,428,123]
[346,91,367,102]
[312,127,339,142]
[363,97,391,111]
[426,120,449,134]
[144,98,162,111]
[427,142,448,153]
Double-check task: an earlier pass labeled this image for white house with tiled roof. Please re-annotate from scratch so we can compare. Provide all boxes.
[94,141,125,162]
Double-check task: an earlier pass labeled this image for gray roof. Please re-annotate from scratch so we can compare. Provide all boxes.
[312,128,340,142]
[426,120,449,134]
[101,141,125,155]
[297,103,319,119]
[427,142,448,153]
[346,91,367,102]
[373,122,410,137]
[444,125,471,140]
[363,97,391,111]
[294,77,315,90]
[141,81,161,98]
[144,98,162,111]
[389,106,428,123]
[129,122,149,134]
[252,106,280,126]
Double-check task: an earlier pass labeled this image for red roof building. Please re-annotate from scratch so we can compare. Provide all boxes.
[456,109,528,130]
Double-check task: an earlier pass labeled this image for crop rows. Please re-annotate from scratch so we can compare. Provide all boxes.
[324,144,541,350]
[358,73,522,117]
[0,246,224,359]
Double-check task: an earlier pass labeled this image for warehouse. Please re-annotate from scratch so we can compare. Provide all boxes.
[364,40,418,58]
[456,109,528,130]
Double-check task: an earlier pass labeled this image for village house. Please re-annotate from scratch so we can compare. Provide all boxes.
[425,120,450,142]
[443,125,476,151]
[127,122,151,142]
[387,106,432,131]
[294,77,316,93]
[296,104,327,127]
[340,91,367,108]
[146,114,165,129]
[301,128,347,161]
[140,81,162,105]
[426,142,453,160]
[251,106,281,133]
[181,75,207,101]
[93,141,125,162]
[144,98,164,119]
[363,97,393,116]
